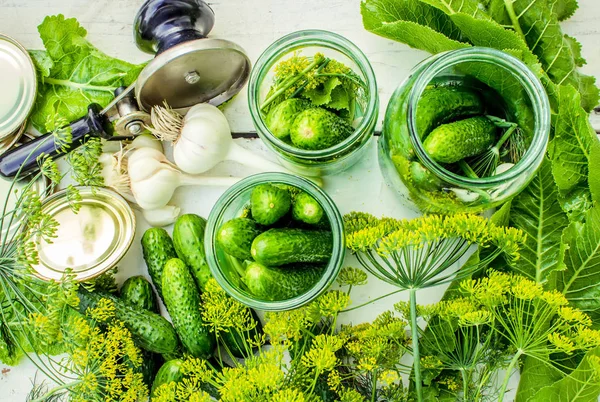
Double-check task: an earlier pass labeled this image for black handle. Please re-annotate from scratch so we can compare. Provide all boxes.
[0,104,109,179]
[134,0,215,54]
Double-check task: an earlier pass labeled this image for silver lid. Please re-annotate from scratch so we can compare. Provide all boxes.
[32,187,136,282]
[135,38,251,112]
[0,121,25,156]
[0,35,36,140]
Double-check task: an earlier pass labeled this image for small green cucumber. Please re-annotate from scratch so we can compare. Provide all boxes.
[216,218,263,260]
[290,108,354,150]
[266,98,313,140]
[423,116,496,163]
[141,228,177,302]
[409,161,442,192]
[77,288,179,355]
[416,85,485,138]
[250,184,292,226]
[173,214,212,291]
[162,258,215,358]
[251,228,333,266]
[244,262,324,301]
[120,276,159,313]
[151,359,185,397]
[292,191,325,225]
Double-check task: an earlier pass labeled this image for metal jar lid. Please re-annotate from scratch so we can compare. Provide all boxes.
[0,174,48,241]
[0,34,36,141]
[32,187,136,282]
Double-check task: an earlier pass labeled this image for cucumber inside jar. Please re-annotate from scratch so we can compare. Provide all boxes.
[214,183,332,302]
[260,52,368,152]
[390,75,531,211]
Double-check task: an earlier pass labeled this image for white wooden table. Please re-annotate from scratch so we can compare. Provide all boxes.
[1,0,599,400]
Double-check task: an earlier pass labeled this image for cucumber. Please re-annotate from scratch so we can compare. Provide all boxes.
[290,108,354,150]
[243,262,324,301]
[162,259,215,358]
[409,161,442,192]
[416,85,484,138]
[141,228,177,302]
[120,277,162,388]
[151,358,185,397]
[292,191,324,225]
[266,98,313,140]
[120,276,158,313]
[77,288,179,355]
[251,228,333,266]
[423,116,497,164]
[216,218,263,260]
[250,184,292,226]
[173,214,212,291]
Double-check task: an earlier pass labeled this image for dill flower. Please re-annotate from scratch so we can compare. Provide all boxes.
[271,388,308,402]
[308,290,351,318]
[264,308,311,343]
[337,266,368,287]
[558,306,593,326]
[301,334,344,372]
[338,387,365,402]
[548,332,576,354]
[327,370,343,391]
[379,369,400,388]
[87,297,116,322]
[201,278,256,334]
[459,310,492,327]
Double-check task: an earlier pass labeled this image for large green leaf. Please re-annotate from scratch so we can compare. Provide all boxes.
[555,207,600,323]
[589,142,600,205]
[508,158,569,284]
[528,349,600,401]
[29,15,144,131]
[510,0,598,111]
[516,356,563,402]
[550,85,600,196]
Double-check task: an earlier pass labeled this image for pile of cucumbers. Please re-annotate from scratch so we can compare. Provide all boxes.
[78,213,262,396]
[407,83,523,189]
[217,183,333,301]
[266,98,355,150]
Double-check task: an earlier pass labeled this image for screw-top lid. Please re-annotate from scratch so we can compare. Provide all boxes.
[135,38,251,112]
[0,35,36,140]
[31,187,136,282]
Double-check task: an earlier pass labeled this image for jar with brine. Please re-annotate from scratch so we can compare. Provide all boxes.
[378,47,551,213]
[248,30,378,177]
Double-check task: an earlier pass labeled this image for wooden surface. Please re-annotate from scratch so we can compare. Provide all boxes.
[0,0,599,400]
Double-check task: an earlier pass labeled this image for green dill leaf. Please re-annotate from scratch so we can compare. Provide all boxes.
[29,15,144,132]
[508,158,568,285]
[554,206,600,323]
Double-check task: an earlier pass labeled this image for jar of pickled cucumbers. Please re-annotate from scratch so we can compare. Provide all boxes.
[248,30,378,177]
[378,47,551,213]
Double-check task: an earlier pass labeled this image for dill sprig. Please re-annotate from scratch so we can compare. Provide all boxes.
[343,212,525,402]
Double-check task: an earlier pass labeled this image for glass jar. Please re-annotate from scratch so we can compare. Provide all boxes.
[379,47,551,213]
[248,30,378,176]
[205,172,344,311]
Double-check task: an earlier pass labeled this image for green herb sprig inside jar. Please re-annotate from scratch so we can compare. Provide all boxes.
[249,30,379,177]
[379,47,551,213]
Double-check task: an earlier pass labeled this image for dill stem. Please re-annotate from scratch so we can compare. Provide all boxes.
[495,123,518,150]
[339,289,404,313]
[498,350,522,402]
[371,369,378,401]
[458,160,479,179]
[461,369,469,401]
[409,288,423,402]
[29,380,82,402]
[259,58,327,111]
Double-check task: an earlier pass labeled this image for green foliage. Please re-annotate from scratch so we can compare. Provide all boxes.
[28,14,144,132]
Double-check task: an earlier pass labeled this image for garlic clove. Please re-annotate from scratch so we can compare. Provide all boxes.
[131,168,179,210]
[142,205,181,227]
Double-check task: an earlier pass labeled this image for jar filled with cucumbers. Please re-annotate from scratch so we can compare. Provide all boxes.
[379,47,551,213]
[248,30,378,177]
[205,173,344,311]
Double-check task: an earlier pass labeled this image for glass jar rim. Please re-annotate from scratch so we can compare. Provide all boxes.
[407,47,551,188]
[205,172,345,311]
[248,29,378,159]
